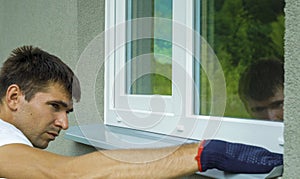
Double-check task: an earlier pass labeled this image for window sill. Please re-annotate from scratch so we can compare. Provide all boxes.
[64,124,281,179]
[64,124,199,149]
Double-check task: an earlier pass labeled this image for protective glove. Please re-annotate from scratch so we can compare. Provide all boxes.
[195,140,283,174]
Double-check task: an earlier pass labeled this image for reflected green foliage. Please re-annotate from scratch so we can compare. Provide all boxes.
[130,57,172,95]
[128,0,284,119]
[207,0,284,117]
[129,0,173,95]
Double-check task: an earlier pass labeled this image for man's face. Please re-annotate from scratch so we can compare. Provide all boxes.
[246,88,283,121]
[14,83,73,149]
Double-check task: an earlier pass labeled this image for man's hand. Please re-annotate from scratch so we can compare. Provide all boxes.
[196,140,283,174]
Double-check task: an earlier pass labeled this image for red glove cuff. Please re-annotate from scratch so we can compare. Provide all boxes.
[195,140,206,172]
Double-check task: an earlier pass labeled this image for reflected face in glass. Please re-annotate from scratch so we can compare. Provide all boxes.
[246,88,283,121]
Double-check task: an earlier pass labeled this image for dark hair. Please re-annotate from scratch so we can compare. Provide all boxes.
[0,46,81,103]
[238,59,283,102]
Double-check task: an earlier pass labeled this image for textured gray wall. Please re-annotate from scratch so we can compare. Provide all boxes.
[76,0,105,125]
[0,0,97,155]
[284,0,300,178]
[0,0,77,65]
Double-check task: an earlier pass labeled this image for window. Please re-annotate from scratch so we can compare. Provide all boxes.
[104,0,284,153]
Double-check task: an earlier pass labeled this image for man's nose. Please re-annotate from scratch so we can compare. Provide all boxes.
[267,109,281,121]
[54,112,69,130]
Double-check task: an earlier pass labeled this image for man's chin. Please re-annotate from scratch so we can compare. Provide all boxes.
[33,141,50,149]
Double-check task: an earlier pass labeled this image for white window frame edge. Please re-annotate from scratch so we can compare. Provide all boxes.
[104,0,284,154]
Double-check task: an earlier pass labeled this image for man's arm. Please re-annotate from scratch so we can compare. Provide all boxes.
[0,143,198,178]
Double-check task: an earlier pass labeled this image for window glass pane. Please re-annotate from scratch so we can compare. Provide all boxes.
[126,0,172,95]
[195,0,285,120]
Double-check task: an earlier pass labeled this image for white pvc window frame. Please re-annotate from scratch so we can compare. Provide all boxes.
[104,0,284,154]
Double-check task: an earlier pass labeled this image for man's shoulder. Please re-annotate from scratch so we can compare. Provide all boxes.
[0,119,33,147]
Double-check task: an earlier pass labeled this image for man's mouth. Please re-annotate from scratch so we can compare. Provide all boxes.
[47,131,59,140]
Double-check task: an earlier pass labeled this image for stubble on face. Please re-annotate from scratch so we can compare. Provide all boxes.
[15,83,73,149]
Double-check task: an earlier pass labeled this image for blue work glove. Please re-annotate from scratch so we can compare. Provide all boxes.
[196,140,283,174]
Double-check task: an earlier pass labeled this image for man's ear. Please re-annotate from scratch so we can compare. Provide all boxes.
[6,84,23,111]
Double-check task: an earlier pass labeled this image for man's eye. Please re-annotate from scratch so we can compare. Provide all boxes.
[66,109,74,114]
[51,103,60,110]
[271,100,284,109]
[252,107,266,113]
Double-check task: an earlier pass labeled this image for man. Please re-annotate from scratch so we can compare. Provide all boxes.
[0,46,282,178]
[238,59,284,121]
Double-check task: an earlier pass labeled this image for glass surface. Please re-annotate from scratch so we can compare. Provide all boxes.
[126,0,172,95]
[195,0,285,120]
[125,0,285,121]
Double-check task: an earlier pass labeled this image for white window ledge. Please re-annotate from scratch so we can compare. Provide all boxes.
[64,124,198,149]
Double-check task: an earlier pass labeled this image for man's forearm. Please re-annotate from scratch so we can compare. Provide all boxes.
[71,143,199,178]
[0,143,199,179]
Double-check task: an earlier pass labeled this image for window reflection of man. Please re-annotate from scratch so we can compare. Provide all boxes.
[238,59,284,121]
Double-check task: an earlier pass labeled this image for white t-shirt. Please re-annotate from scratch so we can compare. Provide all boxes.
[0,119,32,147]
